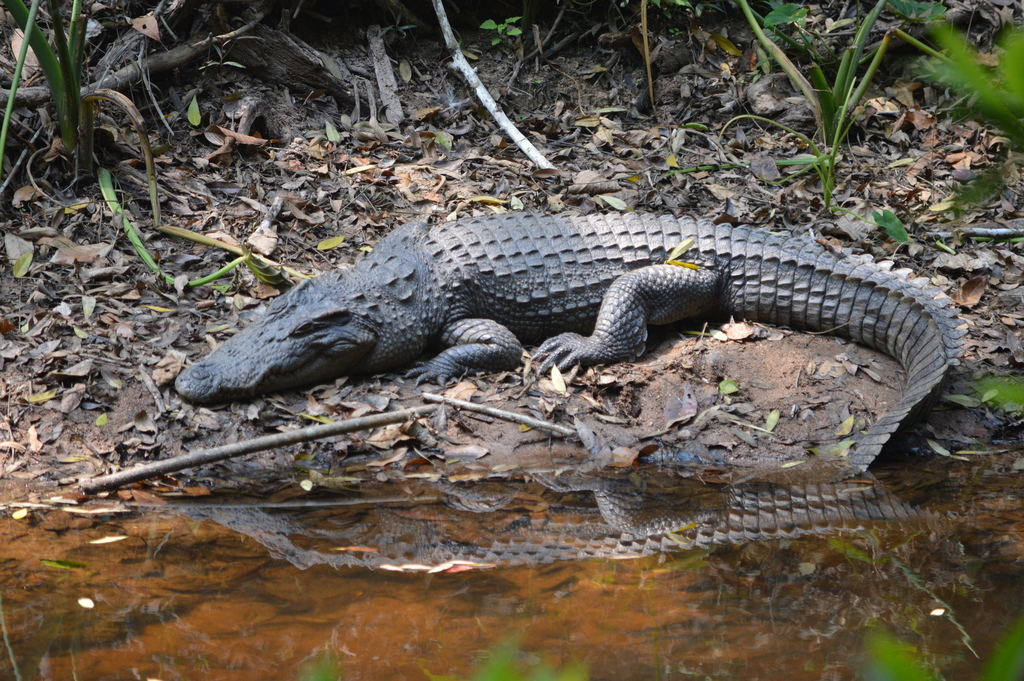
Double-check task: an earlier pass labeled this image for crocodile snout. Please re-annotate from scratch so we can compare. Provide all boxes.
[175,362,219,404]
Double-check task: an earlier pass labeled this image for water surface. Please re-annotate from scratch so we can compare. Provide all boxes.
[1,452,1022,680]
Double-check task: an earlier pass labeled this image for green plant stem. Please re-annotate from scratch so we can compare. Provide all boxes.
[835,27,893,149]
[4,0,71,145]
[80,89,161,226]
[191,257,248,287]
[47,0,80,150]
[0,0,43,185]
[98,169,165,277]
[67,0,85,86]
[894,29,953,64]
[99,169,243,289]
[735,0,823,136]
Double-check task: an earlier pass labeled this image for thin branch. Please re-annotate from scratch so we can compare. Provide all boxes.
[0,11,269,109]
[79,405,438,493]
[421,392,575,436]
[430,0,554,170]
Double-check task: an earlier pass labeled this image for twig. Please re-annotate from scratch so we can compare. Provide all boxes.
[430,0,554,170]
[260,195,286,232]
[524,8,566,61]
[931,225,1024,240]
[421,392,574,436]
[79,405,438,493]
[366,25,405,125]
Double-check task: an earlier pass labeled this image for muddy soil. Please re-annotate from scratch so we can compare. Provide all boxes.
[0,1,1019,499]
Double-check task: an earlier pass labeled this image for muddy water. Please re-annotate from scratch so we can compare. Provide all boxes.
[1,453,1022,681]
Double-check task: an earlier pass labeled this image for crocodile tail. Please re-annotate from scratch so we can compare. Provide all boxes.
[697,222,966,472]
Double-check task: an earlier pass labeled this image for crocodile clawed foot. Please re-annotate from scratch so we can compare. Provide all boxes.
[404,360,461,386]
[535,332,590,374]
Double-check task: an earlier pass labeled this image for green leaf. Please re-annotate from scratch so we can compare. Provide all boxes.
[873,209,909,243]
[597,194,629,211]
[317,235,346,250]
[325,119,340,143]
[944,394,981,408]
[763,4,808,27]
[187,93,201,126]
[718,378,739,395]
[12,251,32,277]
[981,615,1024,681]
[41,559,89,570]
[765,409,780,432]
[480,19,499,30]
[95,413,108,426]
[886,0,946,21]
[862,631,936,681]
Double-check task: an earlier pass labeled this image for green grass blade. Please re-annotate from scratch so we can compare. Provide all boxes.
[47,0,80,150]
[68,0,85,85]
[933,27,1024,144]
[980,614,1024,681]
[4,0,71,141]
[862,631,937,681]
[0,0,44,183]
[997,32,1024,113]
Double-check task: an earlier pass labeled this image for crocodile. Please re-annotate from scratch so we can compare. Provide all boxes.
[175,213,965,471]
[180,475,940,571]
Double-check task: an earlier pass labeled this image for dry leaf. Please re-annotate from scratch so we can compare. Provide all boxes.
[152,350,186,386]
[664,383,698,428]
[131,13,161,41]
[953,275,987,307]
[366,446,409,467]
[445,381,479,401]
[27,425,43,453]
[133,410,158,434]
[445,444,489,460]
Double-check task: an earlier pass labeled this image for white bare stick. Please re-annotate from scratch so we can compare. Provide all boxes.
[421,392,574,436]
[430,0,555,170]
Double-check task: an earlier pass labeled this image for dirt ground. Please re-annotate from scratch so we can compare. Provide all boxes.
[0,0,1020,500]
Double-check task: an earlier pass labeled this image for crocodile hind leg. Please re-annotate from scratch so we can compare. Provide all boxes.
[537,264,720,372]
[406,318,523,383]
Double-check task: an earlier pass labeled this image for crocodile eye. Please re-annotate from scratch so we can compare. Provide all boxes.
[291,321,317,337]
[290,308,350,338]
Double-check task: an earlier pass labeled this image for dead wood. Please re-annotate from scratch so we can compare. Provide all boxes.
[421,393,575,436]
[224,23,355,109]
[78,405,438,493]
[366,26,406,125]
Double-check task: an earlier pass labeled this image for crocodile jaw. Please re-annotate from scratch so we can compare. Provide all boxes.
[175,340,373,404]
[175,286,379,404]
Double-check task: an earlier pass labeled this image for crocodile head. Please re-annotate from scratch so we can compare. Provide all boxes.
[175,273,380,404]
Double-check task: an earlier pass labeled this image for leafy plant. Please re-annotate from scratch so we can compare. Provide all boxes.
[726,0,951,215]
[925,28,1024,206]
[480,16,523,47]
[862,614,1024,681]
[648,0,722,18]
[1,0,88,160]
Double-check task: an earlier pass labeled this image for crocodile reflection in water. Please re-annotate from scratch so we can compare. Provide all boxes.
[179,473,940,571]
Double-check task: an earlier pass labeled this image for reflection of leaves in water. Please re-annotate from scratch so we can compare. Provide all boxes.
[299,653,342,681]
[976,375,1024,415]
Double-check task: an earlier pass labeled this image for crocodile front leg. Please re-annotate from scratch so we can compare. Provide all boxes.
[407,318,523,383]
[537,264,720,372]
